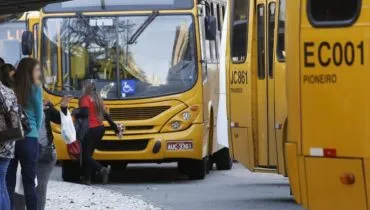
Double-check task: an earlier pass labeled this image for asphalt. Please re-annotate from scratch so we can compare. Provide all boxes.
[51,163,304,210]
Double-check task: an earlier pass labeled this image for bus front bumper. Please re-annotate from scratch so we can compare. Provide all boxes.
[54,124,205,162]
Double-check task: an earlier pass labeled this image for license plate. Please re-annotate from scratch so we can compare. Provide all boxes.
[167,141,193,151]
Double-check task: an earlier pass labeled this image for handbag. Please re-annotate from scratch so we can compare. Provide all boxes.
[0,90,24,143]
[67,141,81,160]
[72,108,89,143]
[18,105,31,135]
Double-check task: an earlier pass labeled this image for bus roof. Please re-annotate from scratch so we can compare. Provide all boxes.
[43,0,194,13]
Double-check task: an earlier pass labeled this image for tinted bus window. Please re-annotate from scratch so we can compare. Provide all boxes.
[268,3,276,78]
[257,5,265,79]
[231,0,250,63]
[277,0,285,61]
[216,4,222,31]
[308,0,361,26]
[0,21,25,66]
[44,0,194,12]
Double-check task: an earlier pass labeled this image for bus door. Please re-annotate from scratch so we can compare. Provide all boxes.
[255,0,277,169]
[26,12,40,58]
[229,0,254,169]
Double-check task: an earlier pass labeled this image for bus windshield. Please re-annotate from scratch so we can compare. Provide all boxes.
[0,21,25,66]
[41,14,197,99]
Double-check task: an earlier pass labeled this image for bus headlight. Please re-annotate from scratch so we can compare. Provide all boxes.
[161,105,201,133]
[182,112,191,121]
[171,121,181,130]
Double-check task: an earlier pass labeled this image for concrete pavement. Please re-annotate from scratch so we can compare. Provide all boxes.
[51,163,303,210]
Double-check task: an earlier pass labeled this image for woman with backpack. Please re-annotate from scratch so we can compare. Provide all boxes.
[74,81,119,185]
[6,58,43,210]
[0,63,20,210]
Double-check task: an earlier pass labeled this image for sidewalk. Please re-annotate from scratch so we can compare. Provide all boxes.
[44,181,160,210]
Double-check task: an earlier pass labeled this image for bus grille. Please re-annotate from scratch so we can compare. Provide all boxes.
[97,140,149,151]
[109,106,171,121]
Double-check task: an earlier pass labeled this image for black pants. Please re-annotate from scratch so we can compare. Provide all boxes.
[7,137,39,210]
[82,126,105,181]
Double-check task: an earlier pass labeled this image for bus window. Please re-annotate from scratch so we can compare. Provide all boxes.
[41,19,59,88]
[231,0,249,63]
[222,5,225,19]
[308,0,361,26]
[268,3,276,78]
[276,0,285,61]
[210,2,215,16]
[216,4,222,31]
[33,24,39,58]
[257,5,265,79]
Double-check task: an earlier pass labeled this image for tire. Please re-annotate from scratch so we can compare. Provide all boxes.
[187,157,208,180]
[214,148,233,170]
[62,161,81,182]
[177,161,188,175]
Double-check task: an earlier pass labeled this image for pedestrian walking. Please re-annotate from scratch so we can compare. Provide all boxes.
[75,81,119,185]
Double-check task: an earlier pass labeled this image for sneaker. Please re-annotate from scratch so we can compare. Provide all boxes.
[100,165,111,185]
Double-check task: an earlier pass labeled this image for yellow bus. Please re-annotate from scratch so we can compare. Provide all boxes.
[285,0,369,209]
[223,0,287,175]
[23,0,232,181]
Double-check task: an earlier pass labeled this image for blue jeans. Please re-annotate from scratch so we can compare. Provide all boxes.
[0,158,10,210]
[6,138,39,210]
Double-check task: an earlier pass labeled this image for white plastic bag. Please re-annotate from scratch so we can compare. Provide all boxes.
[15,162,38,195]
[60,110,77,144]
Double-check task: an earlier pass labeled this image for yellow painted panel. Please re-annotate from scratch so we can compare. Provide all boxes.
[231,127,252,169]
[285,142,301,204]
[305,158,367,210]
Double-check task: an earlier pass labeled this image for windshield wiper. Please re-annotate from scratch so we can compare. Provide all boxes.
[128,11,159,45]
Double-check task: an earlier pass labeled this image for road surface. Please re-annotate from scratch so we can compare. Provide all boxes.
[51,163,303,210]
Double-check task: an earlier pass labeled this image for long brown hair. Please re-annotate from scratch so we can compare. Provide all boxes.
[13,58,39,107]
[82,81,105,122]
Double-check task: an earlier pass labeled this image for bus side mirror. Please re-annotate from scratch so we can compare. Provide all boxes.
[22,31,34,56]
[205,16,217,41]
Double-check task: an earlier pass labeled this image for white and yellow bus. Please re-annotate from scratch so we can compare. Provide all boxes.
[23,0,231,181]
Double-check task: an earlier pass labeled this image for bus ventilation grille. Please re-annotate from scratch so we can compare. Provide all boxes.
[109,106,171,121]
[97,139,149,151]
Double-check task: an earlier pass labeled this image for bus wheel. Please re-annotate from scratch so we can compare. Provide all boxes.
[177,161,188,175]
[187,157,208,180]
[62,161,81,182]
[214,148,233,170]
